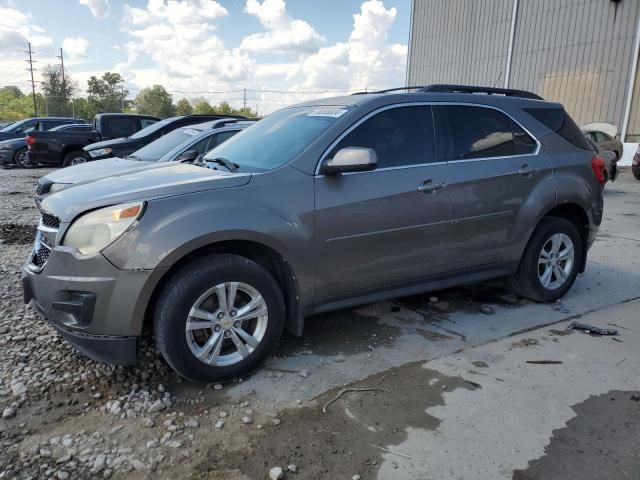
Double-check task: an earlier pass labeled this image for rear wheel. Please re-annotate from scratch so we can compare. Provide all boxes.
[511,217,583,302]
[14,148,32,168]
[154,254,285,383]
[62,151,88,168]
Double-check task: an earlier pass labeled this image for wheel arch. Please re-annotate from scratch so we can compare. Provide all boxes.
[142,239,303,338]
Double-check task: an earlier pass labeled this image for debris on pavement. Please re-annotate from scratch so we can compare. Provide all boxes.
[526,360,563,365]
[368,443,412,459]
[269,466,284,479]
[322,387,390,413]
[568,321,618,336]
[631,394,640,402]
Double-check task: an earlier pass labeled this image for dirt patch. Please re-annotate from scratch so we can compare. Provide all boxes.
[513,390,640,480]
[0,223,35,245]
[275,309,400,357]
[193,362,475,480]
[511,338,540,348]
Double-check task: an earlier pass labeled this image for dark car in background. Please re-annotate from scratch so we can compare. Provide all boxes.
[1,124,92,168]
[582,127,623,160]
[35,119,255,197]
[633,145,640,180]
[84,114,248,162]
[0,117,84,141]
[27,113,159,167]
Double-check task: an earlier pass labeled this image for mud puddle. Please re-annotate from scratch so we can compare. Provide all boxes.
[194,362,476,480]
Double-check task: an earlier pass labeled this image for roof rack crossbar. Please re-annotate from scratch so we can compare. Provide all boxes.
[351,86,430,95]
[418,84,543,100]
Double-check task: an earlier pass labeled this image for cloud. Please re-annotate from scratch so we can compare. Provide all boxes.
[121,0,252,93]
[63,37,90,58]
[293,0,406,92]
[79,0,110,19]
[240,0,325,54]
[0,6,52,52]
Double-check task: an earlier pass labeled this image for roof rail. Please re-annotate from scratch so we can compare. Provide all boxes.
[419,84,543,100]
[351,86,430,95]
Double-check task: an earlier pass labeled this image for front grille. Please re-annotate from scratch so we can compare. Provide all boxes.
[31,234,52,268]
[41,212,60,229]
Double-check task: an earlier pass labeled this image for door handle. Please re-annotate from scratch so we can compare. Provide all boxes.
[418,179,447,194]
[518,164,539,177]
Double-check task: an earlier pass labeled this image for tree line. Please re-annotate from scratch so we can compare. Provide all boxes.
[0,65,257,122]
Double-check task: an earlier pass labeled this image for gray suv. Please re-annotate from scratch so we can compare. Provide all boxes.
[22,85,605,383]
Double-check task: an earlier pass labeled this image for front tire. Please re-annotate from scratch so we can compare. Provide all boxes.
[511,217,583,303]
[62,151,88,168]
[154,254,285,383]
[14,148,32,168]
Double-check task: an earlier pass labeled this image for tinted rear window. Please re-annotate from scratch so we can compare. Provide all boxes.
[524,108,591,150]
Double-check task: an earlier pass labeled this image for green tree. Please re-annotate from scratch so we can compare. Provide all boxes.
[87,72,128,113]
[175,98,193,115]
[41,64,76,117]
[134,85,175,118]
[191,97,215,114]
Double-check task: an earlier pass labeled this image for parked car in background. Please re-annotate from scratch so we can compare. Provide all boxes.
[83,114,248,162]
[633,145,640,180]
[0,117,85,141]
[34,119,255,197]
[1,124,92,169]
[582,126,623,160]
[26,113,159,167]
[584,136,617,188]
[22,85,604,382]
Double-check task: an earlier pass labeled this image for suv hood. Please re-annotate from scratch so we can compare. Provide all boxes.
[39,162,251,222]
[85,136,139,151]
[39,157,163,192]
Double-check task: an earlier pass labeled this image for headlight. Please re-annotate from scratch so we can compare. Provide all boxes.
[89,147,112,158]
[63,202,144,256]
[49,183,70,194]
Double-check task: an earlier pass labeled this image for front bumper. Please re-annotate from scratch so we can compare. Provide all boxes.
[0,149,15,167]
[22,246,160,366]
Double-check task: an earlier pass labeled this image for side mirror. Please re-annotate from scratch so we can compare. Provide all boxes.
[320,147,378,175]
[176,149,200,163]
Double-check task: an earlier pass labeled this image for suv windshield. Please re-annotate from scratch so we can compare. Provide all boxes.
[129,117,177,139]
[131,126,203,161]
[202,106,345,171]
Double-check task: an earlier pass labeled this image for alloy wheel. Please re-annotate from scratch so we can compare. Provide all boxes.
[537,233,574,290]
[16,150,32,168]
[185,282,268,367]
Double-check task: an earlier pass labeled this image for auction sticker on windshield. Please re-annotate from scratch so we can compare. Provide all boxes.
[307,107,349,118]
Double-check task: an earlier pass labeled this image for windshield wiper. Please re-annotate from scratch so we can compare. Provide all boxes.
[206,157,239,172]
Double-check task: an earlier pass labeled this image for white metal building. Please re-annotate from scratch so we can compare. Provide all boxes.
[407,0,640,142]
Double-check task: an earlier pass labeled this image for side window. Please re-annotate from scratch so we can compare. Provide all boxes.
[208,130,239,151]
[141,119,158,128]
[512,121,536,155]
[444,106,515,160]
[105,117,140,138]
[329,106,435,168]
[594,131,610,143]
[189,136,213,155]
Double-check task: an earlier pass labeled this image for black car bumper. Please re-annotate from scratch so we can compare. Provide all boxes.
[0,149,15,167]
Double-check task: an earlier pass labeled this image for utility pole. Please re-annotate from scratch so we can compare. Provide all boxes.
[57,48,66,116]
[243,88,247,110]
[26,42,38,116]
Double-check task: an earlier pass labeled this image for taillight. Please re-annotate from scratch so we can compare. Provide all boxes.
[591,155,606,186]
[26,135,36,148]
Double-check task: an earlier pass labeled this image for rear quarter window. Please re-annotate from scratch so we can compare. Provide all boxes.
[524,108,591,150]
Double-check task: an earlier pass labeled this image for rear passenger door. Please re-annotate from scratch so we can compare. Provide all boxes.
[438,105,551,270]
[314,105,451,302]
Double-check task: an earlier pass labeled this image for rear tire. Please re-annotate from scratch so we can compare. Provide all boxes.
[14,148,32,168]
[62,151,88,168]
[511,217,583,303]
[154,254,285,383]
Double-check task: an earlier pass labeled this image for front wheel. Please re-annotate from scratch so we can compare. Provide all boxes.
[62,151,88,168]
[154,254,285,383]
[14,148,32,168]
[511,217,583,302]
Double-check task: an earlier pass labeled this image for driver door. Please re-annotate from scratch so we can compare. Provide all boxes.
[314,105,451,303]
